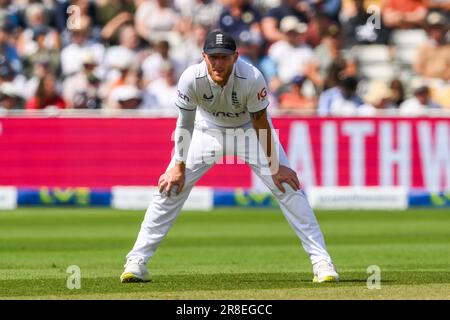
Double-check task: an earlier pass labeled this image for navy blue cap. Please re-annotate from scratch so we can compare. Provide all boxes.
[32,25,50,41]
[291,75,306,85]
[203,30,237,55]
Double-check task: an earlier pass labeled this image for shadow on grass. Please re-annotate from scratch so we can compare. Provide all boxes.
[0,271,448,298]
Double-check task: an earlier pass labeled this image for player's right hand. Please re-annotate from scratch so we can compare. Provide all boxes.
[272,165,300,193]
[158,163,186,196]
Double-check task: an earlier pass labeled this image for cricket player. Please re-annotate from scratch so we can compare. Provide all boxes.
[120,30,339,283]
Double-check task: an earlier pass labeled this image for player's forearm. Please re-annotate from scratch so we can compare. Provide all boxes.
[250,109,279,173]
[174,108,195,166]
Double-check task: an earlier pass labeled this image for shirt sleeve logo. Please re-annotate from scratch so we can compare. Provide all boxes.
[177,90,190,102]
[257,87,267,101]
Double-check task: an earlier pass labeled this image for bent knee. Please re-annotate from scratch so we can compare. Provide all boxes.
[272,183,305,200]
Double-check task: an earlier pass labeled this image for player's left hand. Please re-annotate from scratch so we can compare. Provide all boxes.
[158,163,186,196]
[272,165,300,193]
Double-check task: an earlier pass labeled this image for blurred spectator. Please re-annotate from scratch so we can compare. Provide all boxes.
[238,31,279,106]
[95,0,135,28]
[414,11,450,108]
[268,16,317,89]
[305,0,341,22]
[104,65,145,108]
[23,59,52,100]
[358,80,396,115]
[218,0,262,43]
[344,0,391,46]
[0,0,21,31]
[303,11,334,48]
[22,25,60,77]
[123,65,145,89]
[100,48,136,100]
[399,82,441,115]
[382,0,427,29]
[60,16,105,77]
[173,23,208,68]
[174,0,223,31]
[0,82,24,111]
[414,11,450,81]
[141,40,184,84]
[426,0,450,21]
[63,51,102,109]
[313,23,344,88]
[318,75,363,116]
[135,0,182,47]
[109,85,143,109]
[322,57,357,90]
[238,31,277,84]
[144,61,178,110]
[389,78,405,107]
[261,0,310,43]
[101,15,135,46]
[102,24,146,78]
[0,59,27,97]
[279,75,316,111]
[16,2,61,57]
[0,24,21,73]
[26,73,66,110]
[0,60,12,84]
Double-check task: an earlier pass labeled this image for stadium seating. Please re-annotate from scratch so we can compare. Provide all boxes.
[390,29,428,85]
[352,45,395,81]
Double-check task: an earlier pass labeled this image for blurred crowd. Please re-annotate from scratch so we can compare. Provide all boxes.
[0,0,448,116]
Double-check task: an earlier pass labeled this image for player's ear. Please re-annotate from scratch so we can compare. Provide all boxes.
[233,52,239,62]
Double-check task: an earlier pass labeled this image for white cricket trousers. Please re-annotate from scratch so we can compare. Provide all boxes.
[126,125,333,266]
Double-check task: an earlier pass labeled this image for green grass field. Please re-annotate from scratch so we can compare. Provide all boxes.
[0,208,449,300]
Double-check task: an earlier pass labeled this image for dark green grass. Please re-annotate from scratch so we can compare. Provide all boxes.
[0,208,449,299]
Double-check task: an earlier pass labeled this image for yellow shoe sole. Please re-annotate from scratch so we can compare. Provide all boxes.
[120,272,151,283]
[313,275,339,283]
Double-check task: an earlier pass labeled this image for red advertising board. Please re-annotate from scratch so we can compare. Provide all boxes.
[0,117,448,190]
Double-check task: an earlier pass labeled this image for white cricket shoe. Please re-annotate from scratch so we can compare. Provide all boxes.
[120,257,151,283]
[312,260,339,283]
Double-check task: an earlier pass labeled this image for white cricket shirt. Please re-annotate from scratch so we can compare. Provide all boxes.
[175,58,270,128]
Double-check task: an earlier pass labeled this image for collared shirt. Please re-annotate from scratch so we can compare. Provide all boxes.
[318,87,364,116]
[175,58,269,128]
